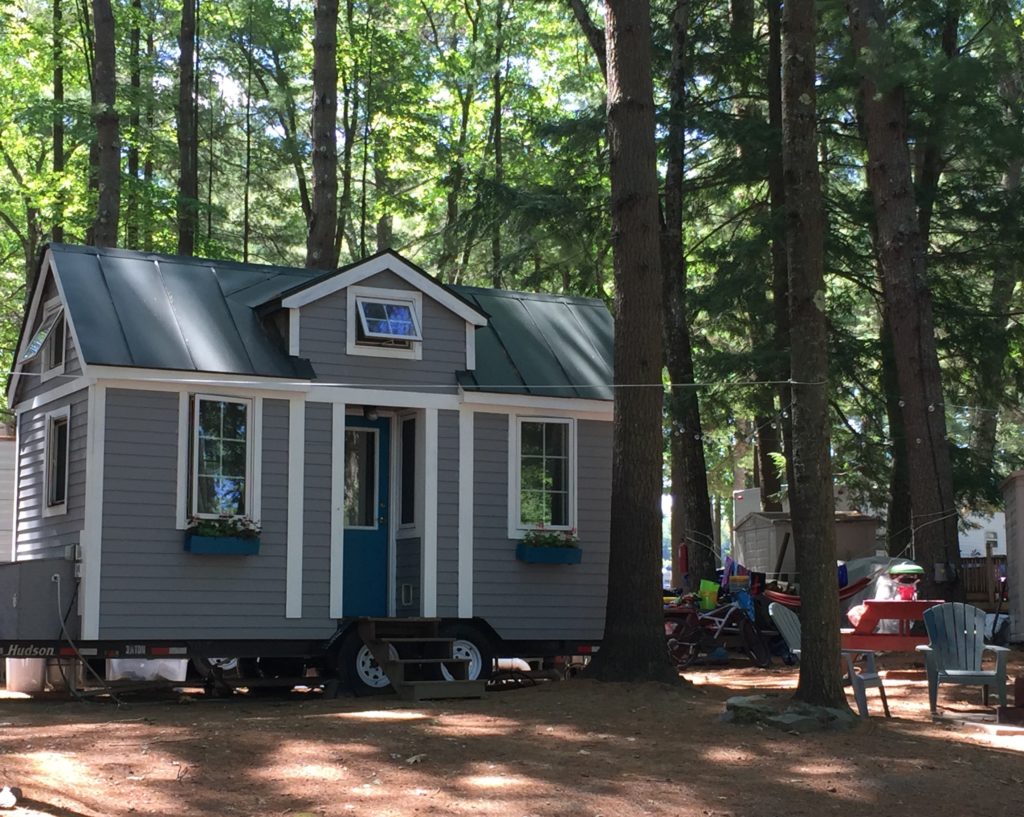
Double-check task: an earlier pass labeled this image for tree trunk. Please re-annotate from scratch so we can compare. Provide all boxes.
[766,0,795,494]
[881,314,913,556]
[489,0,505,288]
[783,0,845,708]
[307,0,339,269]
[585,0,677,684]
[242,0,254,262]
[52,0,65,244]
[374,165,393,252]
[126,0,141,249]
[848,0,962,601]
[143,23,155,251]
[90,0,119,247]
[177,0,198,256]
[659,0,715,588]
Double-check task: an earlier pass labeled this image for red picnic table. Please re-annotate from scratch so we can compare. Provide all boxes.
[840,599,944,652]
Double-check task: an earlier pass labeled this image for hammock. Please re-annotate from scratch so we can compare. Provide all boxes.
[763,575,872,610]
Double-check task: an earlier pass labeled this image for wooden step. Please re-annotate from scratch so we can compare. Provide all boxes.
[394,679,487,701]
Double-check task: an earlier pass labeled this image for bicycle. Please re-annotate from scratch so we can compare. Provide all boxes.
[664,593,771,669]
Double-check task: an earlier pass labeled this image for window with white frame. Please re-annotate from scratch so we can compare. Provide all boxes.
[44,407,70,516]
[346,286,423,359]
[512,417,575,532]
[190,396,252,518]
[20,299,66,381]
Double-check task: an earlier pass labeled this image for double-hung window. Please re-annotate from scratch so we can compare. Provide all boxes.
[44,406,70,517]
[191,396,251,518]
[511,417,575,535]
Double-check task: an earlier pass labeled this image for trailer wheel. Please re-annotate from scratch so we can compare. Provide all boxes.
[337,632,394,696]
[438,623,494,681]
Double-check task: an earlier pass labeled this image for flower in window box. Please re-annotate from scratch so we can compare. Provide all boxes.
[521,525,579,549]
[186,514,262,540]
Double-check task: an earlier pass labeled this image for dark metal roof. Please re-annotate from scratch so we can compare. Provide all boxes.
[49,245,317,379]
[453,286,613,400]
[35,245,613,399]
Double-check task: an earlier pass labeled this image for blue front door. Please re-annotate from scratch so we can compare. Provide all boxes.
[342,416,390,616]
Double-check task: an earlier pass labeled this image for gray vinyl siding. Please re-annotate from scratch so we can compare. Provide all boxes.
[15,388,88,562]
[395,537,421,615]
[303,402,332,622]
[99,390,335,639]
[15,274,84,406]
[436,410,459,617]
[472,413,611,641]
[299,270,466,390]
[0,438,16,562]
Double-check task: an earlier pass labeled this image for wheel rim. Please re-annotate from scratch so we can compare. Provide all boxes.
[354,645,392,688]
[442,639,484,681]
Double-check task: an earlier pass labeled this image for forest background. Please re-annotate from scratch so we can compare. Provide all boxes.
[2,0,1023,559]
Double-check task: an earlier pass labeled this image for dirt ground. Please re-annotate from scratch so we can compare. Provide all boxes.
[1,650,1023,817]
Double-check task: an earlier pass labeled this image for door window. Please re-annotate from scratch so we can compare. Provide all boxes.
[344,429,378,528]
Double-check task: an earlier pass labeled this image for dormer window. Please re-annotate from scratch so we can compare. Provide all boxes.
[346,286,423,360]
[355,297,422,345]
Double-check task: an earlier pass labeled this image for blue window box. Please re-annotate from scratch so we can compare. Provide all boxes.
[515,543,582,564]
[184,534,260,555]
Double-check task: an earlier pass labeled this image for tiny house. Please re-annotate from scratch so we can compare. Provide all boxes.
[0,245,614,693]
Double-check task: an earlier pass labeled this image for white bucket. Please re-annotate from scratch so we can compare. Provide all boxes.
[5,658,46,693]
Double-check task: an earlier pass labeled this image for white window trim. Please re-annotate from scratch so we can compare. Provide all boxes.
[190,394,256,521]
[343,425,381,530]
[346,285,423,361]
[507,415,577,539]
[43,405,71,518]
[356,296,423,341]
[39,298,67,383]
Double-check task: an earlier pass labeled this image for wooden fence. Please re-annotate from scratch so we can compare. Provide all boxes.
[961,555,1008,604]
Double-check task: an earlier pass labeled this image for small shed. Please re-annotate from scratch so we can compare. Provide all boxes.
[732,511,880,579]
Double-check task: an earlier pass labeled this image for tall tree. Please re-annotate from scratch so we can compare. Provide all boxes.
[125,0,142,249]
[307,0,339,269]
[178,0,198,255]
[848,0,963,601]
[90,0,119,247]
[660,0,716,587]
[586,0,677,683]
[52,0,65,245]
[783,0,845,707]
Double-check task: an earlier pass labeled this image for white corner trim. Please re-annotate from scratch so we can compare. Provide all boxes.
[422,408,439,617]
[10,415,20,562]
[346,286,423,361]
[251,397,263,526]
[286,397,305,618]
[175,392,189,529]
[457,407,474,618]
[329,401,347,618]
[41,405,71,518]
[465,323,476,371]
[280,251,488,326]
[289,308,301,357]
[81,384,106,640]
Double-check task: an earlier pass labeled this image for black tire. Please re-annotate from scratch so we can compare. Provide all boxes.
[665,611,701,669]
[438,623,495,681]
[337,631,393,696]
[739,618,771,668]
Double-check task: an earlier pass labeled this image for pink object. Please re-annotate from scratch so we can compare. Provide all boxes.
[897,584,916,600]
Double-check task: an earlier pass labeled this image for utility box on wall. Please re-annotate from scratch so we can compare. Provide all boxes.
[1001,470,1023,643]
